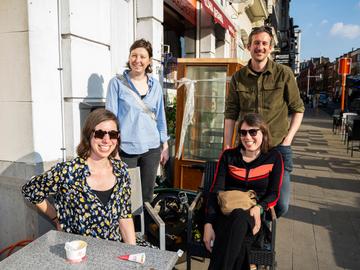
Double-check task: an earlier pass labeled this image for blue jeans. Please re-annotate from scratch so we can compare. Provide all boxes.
[274,145,293,217]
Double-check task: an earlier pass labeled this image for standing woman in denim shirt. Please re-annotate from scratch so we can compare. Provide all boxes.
[106,39,169,203]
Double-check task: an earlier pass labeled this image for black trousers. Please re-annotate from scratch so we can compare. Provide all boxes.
[120,147,161,203]
[209,209,256,270]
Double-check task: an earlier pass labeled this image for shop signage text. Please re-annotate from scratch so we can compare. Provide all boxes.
[202,0,236,37]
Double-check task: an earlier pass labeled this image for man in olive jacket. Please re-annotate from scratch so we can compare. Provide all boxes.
[224,26,305,217]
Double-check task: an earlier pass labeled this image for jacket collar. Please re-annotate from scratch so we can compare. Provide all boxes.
[246,58,274,77]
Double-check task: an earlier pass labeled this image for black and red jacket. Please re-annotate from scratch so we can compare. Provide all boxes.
[205,146,284,225]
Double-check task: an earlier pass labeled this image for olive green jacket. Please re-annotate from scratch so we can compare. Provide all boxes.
[225,59,305,147]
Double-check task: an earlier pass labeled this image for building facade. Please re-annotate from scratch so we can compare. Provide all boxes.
[0,0,293,251]
[297,48,360,104]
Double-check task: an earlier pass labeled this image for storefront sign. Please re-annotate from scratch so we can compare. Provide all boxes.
[165,0,197,26]
[202,0,236,37]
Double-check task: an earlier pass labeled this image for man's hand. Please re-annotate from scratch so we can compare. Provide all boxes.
[281,136,293,146]
[224,119,236,150]
[282,112,304,146]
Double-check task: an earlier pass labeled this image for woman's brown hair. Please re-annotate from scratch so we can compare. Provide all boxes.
[77,109,120,159]
[126,38,153,73]
[238,113,271,153]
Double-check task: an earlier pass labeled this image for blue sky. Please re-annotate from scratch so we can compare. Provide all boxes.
[291,0,360,62]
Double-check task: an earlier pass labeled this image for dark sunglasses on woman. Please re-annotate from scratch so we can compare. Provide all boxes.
[93,129,119,140]
[239,129,260,137]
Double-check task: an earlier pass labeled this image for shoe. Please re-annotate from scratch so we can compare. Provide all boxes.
[250,264,257,270]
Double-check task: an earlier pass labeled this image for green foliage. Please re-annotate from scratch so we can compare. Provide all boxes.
[165,98,176,139]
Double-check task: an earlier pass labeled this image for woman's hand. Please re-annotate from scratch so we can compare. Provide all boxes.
[53,218,62,231]
[160,142,169,166]
[35,200,62,230]
[203,223,215,252]
[250,205,262,235]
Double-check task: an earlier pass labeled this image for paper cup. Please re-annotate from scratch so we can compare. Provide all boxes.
[64,240,87,262]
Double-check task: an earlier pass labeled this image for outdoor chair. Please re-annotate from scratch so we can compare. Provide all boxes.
[332,109,341,134]
[343,114,359,144]
[186,161,277,270]
[340,112,358,140]
[346,119,360,157]
[128,167,166,250]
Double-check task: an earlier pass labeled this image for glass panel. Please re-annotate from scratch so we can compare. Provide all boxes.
[183,66,227,161]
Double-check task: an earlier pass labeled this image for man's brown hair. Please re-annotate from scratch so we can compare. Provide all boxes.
[248,26,274,47]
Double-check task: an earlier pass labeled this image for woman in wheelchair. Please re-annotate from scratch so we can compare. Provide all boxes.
[203,113,284,270]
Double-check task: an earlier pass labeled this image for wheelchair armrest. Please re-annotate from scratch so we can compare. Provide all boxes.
[188,191,203,219]
[267,207,277,251]
[144,202,166,250]
[269,207,277,221]
[187,191,203,252]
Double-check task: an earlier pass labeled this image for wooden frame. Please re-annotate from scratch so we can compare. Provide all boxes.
[174,58,244,190]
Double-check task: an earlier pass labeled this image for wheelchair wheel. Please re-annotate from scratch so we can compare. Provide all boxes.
[149,192,188,251]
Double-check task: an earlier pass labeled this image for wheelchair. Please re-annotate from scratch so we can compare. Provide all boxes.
[186,161,277,270]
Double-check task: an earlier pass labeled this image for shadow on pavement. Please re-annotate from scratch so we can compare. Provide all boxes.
[292,174,360,197]
[286,201,360,270]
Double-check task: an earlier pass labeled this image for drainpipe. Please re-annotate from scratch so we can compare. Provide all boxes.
[133,0,137,40]
[57,0,66,161]
[196,0,200,58]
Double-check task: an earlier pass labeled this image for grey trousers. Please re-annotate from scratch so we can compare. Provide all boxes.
[120,147,161,203]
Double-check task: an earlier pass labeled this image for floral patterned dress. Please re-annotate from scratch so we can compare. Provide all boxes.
[22,157,132,241]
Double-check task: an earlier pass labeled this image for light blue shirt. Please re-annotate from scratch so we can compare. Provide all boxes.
[106,70,169,155]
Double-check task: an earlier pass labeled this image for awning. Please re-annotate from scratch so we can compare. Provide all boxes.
[347,75,360,89]
[201,0,236,37]
[164,0,197,26]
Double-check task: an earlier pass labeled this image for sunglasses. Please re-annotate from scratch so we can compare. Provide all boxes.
[239,129,260,137]
[93,129,119,140]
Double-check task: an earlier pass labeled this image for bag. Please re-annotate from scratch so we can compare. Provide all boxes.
[217,190,257,215]
[116,74,157,122]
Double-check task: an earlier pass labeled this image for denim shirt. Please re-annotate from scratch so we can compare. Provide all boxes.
[106,70,169,154]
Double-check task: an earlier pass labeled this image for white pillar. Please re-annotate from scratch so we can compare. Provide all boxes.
[136,0,163,79]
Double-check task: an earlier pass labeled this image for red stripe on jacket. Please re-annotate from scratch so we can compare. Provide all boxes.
[266,151,284,209]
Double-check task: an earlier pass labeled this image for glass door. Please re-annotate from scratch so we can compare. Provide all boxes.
[183,65,227,161]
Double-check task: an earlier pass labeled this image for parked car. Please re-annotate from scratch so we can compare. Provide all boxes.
[318,92,329,107]
[350,98,360,114]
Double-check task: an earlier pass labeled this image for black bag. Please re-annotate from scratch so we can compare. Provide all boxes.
[147,190,195,251]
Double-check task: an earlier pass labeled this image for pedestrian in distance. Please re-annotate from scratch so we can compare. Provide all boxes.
[22,109,136,245]
[106,39,169,203]
[224,26,305,217]
[203,113,284,270]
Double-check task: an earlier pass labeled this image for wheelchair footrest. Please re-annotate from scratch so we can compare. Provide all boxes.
[249,249,275,266]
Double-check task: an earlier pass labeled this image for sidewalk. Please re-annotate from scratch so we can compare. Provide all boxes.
[177,107,360,270]
[277,107,360,270]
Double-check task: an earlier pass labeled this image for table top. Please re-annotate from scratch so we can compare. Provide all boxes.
[0,230,178,270]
